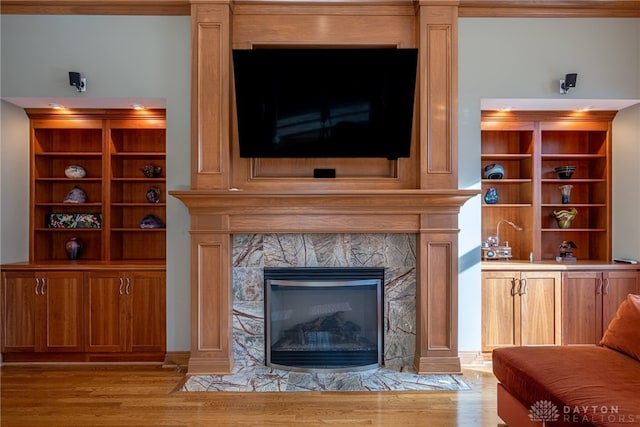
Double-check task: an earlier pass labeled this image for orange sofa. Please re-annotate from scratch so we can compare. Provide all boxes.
[492,294,640,427]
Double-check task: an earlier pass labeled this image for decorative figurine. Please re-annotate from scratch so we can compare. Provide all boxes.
[558,240,578,262]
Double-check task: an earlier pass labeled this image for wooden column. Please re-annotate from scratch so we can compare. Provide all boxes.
[417,2,458,190]
[415,212,461,373]
[191,2,232,190]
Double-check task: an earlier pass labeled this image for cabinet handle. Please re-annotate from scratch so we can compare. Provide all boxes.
[510,279,519,296]
[119,277,124,295]
[519,279,527,296]
[41,278,46,295]
[125,278,131,295]
[603,278,610,295]
[596,278,603,294]
[35,278,40,295]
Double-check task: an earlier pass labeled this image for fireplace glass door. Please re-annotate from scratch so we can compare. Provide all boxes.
[265,267,383,371]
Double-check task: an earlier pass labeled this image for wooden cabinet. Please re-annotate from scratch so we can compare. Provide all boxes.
[85,270,165,354]
[28,109,166,263]
[481,111,616,262]
[482,270,561,352]
[1,271,83,353]
[1,109,167,363]
[562,270,638,345]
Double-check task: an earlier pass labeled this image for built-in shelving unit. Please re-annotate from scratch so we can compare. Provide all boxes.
[1,109,167,363]
[481,111,616,262]
[29,109,166,263]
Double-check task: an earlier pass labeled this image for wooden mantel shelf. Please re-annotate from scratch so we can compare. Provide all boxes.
[170,189,479,234]
[170,189,478,211]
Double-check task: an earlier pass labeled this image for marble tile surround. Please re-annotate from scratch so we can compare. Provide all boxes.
[231,233,417,371]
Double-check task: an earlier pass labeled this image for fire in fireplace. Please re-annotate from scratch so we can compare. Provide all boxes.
[264,267,384,372]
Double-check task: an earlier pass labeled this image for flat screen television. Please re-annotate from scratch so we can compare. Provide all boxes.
[232,48,418,159]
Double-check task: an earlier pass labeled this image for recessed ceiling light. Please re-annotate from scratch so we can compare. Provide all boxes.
[577,106,594,112]
[49,103,63,109]
[131,104,145,110]
[498,106,513,112]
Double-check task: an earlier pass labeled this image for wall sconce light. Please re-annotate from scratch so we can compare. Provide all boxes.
[559,73,578,94]
[69,71,87,93]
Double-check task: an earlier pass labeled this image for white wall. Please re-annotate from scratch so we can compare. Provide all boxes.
[2,15,639,355]
[0,15,192,352]
[458,18,640,351]
[0,102,30,263]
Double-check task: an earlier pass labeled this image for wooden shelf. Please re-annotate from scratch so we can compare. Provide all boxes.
[27,109,166,263]
[481,110,615,262]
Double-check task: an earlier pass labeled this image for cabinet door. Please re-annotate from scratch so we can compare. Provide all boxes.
[2,272,38,352]
[482,271,518,351]
[519,272,561,346]
[85,271,127,352]
[39,272,84,352]
[128,271,166,353]
[562,271,601,345]
[602,271,638,334]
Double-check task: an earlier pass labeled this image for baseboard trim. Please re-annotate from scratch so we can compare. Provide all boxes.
[163,351,190,369]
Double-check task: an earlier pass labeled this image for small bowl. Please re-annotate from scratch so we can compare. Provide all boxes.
[555,166,576,180]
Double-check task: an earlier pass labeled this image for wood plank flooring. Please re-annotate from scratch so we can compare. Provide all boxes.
[0,363,503,426]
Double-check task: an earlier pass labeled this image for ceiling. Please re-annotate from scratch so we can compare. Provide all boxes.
[2,97,638,112]
[481,98,640,112]
[1,97,166,110]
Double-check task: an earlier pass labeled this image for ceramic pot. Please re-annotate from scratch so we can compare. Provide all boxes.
[146,187,160,203]
[141,164,162,178]
[64,237,83,260]
[484,187,499,204]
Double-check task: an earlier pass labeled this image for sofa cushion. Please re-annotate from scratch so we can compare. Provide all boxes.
[600,293,640,361]
[493,346,640,427]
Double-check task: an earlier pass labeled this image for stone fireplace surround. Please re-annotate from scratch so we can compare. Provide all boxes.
[232,234,415,370]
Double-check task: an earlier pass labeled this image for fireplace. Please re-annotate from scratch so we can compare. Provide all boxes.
[264,267,384,371]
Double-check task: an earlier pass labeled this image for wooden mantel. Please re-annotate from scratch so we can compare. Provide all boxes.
[171,190,478,374]
[170,0,481,374]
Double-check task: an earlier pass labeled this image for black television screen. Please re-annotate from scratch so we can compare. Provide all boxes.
[232,48,418,159]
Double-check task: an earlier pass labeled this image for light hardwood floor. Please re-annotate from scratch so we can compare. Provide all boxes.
[0,363,503,426]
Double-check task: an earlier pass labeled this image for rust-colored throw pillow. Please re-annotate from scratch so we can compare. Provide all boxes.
[600,294,640,360]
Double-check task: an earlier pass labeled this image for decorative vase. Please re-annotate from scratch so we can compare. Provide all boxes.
[64,237,83,260]
[553,208,578,229]
[146,187,160,203]
[484,187,499,204]
[559,185,573,204]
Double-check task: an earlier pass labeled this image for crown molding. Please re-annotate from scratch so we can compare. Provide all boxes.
[1,0,638,16]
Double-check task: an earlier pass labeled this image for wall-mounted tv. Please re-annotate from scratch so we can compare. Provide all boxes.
[232,48,418,160]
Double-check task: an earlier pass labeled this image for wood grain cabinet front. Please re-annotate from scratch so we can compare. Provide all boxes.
[482,270,561,352]
[84,270,165,355]
[1,271,83,353]
[561,270,638,345]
